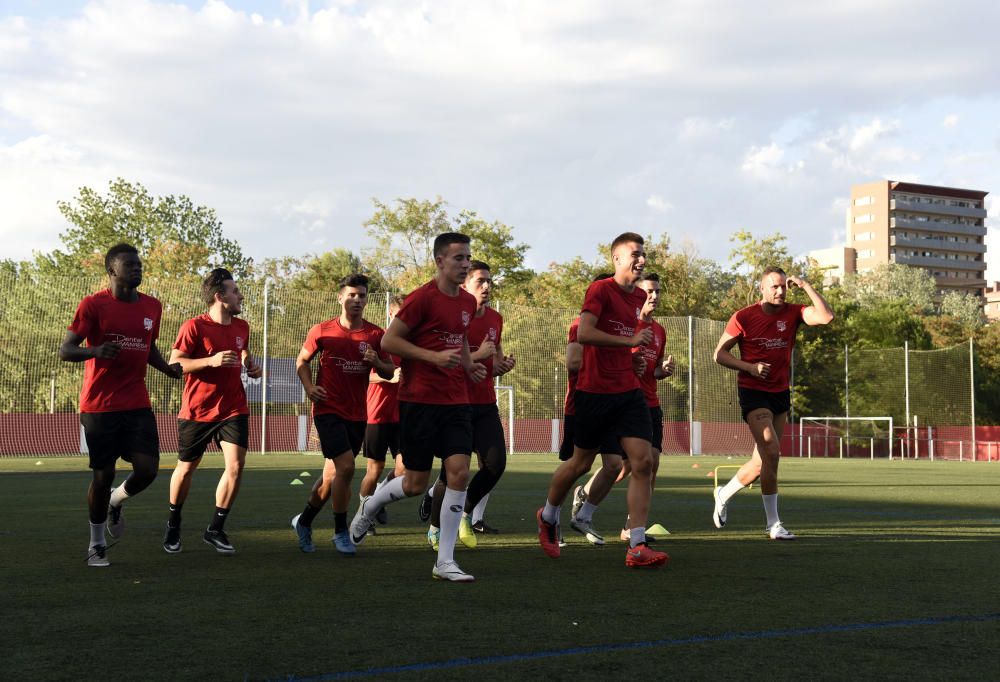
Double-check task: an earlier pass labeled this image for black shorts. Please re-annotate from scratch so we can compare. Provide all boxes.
[177,415,249,462]
[81,408,160,470]
[559,414,624,461]
[363,422,400,461]
[649,406,664,452]
[738,387,791,422]
[399,401,473,472]
[472,403,507,458]
[314,413,366,459]
[574,389,652,450]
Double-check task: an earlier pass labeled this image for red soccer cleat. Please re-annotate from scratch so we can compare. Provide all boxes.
[536,508,561,558]
[625,543,669,568]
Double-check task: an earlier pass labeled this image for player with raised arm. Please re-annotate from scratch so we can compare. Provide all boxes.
[536,233,668,568]
[349,232,486,582]
[290,274,395,554]
[162,268,262,555]
[59,243,182,567]
[712,267,834,539]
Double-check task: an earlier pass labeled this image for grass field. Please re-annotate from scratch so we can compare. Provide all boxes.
[3,453,999,681]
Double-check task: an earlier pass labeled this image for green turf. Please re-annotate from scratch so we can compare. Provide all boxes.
[3,454,999,681]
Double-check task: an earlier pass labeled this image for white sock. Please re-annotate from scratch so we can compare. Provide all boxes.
[471,493,490,524]
[429,524,439,533]
[542,501,560,525]
[630,526,646,548]
[718,475,745,504]
[368,475,405,516]
[427,485,435,499]
[89,522,104,548]
[109,484,131,508]
[575,501,598,523]
[762,493,780,528]
[437,488,466,565]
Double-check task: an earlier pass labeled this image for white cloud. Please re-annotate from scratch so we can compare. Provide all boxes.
[942,113,960,128]
[646,194,674,213]
[678,116,735,141]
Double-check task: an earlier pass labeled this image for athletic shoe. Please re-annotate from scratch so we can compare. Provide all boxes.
[332,530,356,555]
[712,486,727,529]
[471,519,500,534]
[625,543,669,568]
[558,527,567,548]
[432,560,474,582]
[418,489,433,522]
[87,544,109,567]
[620,527,630,542]
[163,524,182,554]
[570,485,587,520]
[570,516,605,546]
[458,516,478,548]
[768,522,797,541]
[427,527,440,552]
[291,514,315,553]
[373,480,390,525]
[106,504,125,539]
[536,508,560,558]
[350,496,375,545]
[203,529,235,555]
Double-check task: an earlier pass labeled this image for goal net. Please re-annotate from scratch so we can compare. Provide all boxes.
[798,416,894,459]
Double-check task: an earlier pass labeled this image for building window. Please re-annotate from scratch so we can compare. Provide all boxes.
[854,214,875,224]
[854,196,874,206]
[854,231,874,242]
[857,249,874,258]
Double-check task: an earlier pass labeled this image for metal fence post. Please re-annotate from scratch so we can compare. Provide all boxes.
[970,337,976,462]
[688,316,694,456]
[904,340,910,458]
[260,278,270,455]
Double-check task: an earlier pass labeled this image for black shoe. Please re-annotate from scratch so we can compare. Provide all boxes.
[163,524,182,554]
[418,490,432,522]
[472,519,500,534]
[203,529,235,555]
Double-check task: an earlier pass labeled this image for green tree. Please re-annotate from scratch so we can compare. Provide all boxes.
[842,263,936,312]
[938,291,985,330]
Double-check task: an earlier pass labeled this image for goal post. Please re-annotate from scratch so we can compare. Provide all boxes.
[798,416,894,460]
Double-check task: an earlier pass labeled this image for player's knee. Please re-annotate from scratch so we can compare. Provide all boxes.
[630,456,653,479]
[446,469,469,490]
[226,459,245,479]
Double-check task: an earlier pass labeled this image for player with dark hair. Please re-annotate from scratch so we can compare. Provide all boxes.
[162,268,262,555]
[537,233,668,568]
[59,243,182,567]
[350,232,487,582]
[291,274,395,554]
[713,267,833,539]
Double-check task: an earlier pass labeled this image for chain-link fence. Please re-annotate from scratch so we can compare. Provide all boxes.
[0,273,992,460]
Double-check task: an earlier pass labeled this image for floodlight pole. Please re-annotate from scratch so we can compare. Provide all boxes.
[688,316,694,456]
[970,337,976,461]
[260,277,271,455]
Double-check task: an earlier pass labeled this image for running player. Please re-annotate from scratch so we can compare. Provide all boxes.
[163,268,262,555]
[712,267,833,539]
[349,232,487,582]
[59,243,182,567]
[291,274,395,554]
[536,233,668,568]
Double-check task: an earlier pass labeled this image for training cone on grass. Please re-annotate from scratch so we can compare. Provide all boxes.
[647,523,671,537]
[290,478,304,486]
[300,471,311,477]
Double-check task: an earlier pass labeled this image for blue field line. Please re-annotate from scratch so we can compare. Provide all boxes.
[279,612,1000,681]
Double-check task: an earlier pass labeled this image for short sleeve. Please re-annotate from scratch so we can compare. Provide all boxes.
[173,319,200,354]
[150,300,161,342]
[68,297,95,338]
[302,323,323,359]
[724,311,744,338]
[567,320,579,343]
[580,281,606,319]
[395,287,427,332]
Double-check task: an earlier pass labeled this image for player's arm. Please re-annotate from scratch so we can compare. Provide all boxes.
[370,366,401,384]
[714,332,768,379]
[241,349,263,378]
[565,340,583,373]
[149,342,182,378]
[169,347,240,374]
[577,312,652,348]
[493,339,516,377]
[470,334,497,362]
[787,276,834,326]
[461,336,488,383]
[295,346,327,402]
[363,348,396,381]
[654,353,675,380]
[59,330,120,362]
[381,317,461,368]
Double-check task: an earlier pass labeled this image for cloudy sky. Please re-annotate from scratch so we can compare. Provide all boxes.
[2,0,999,280]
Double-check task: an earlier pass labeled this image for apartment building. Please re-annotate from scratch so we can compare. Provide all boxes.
[985,283,1000,323]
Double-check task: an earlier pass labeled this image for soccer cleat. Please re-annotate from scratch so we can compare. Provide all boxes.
[291,514,315,553]
[432,560,475,582]
[163,524,182,554]
[87,544,110,567]
[768,522,797,541]
[106,504,125,539]
[375,505,388,525]
[712,486,728,529]
[625,543,669,568]
[471,519,500,534]
[558,527,567,548]
[620,527,630,542]
[418,489,433,522]
[536,508,561,558]
[570,485,587,520]
[458,516,478,548]
[427,527,440,552]
[349,497,375,545]
[570,516,605,546]
[332,530,357,555]
[203,529,235,554]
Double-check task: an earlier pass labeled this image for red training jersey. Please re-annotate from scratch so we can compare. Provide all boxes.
[724,302,806,392]
[395,280,477,405]
[466,306,503,405]
[302,319,386,421]
[173,314,251,422]
[366,354,401,424]
[68,289,162,413]
[633,318,666,407]
[564,317,580,416]
[575,278,646,395]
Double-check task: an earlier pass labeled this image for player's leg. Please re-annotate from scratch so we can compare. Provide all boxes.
[87,462,116,566]
[292,414,346,552]
[359,423,387,497]
[752,410,793,539]
[623,407,663,539]
[107,410,160,540]
[570,452,622,546]
[433,452,473,580]
[427,467,447,550]
[463,406,507,540]
[202,428,247,555]
[164,454,201,553]
[714,392,768,529]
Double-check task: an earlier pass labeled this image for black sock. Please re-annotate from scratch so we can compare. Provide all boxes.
[168,503,182,529]
[208,507,229,532]
[299,503,321,527]
[334,512,347,533]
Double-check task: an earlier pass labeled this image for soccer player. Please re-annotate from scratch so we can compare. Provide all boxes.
[349,232,487,582]
[712,267,833,539]
[163,268,262,555]
[291,274,395,554]
[426,260,516,548]
[59,243,182,567]
[536,233,668,568]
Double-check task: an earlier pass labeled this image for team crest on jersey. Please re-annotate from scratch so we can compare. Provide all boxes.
[143,317,153,331]
[462,311,471,327]
[776,320,787,332]
[236,336,244,350]
[488,328,497,341]
[635,307,641,319]
[359,341,370,355]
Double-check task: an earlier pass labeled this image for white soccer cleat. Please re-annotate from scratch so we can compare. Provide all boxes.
[712,486,727,529]
[570,485,587,520]
[570,516,605,546]
[432,560,475,582]
[87,544,110,567]
[768,522,796,541]
[349,496,375,545]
